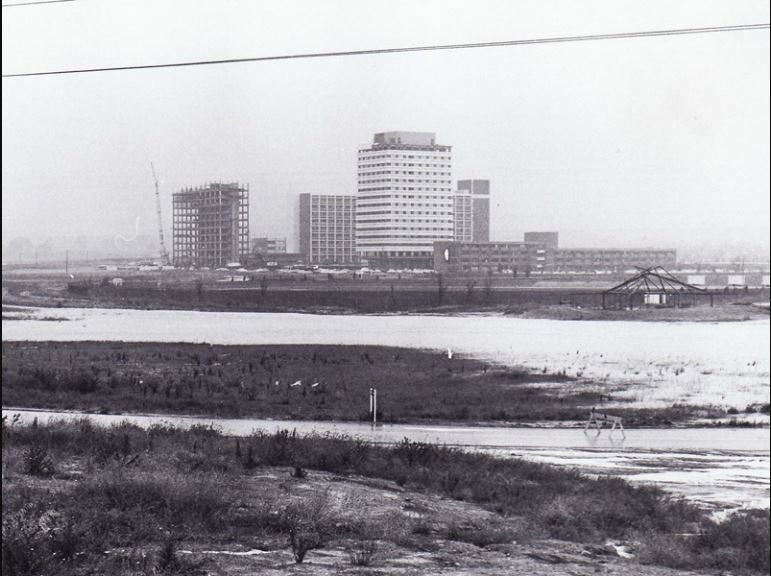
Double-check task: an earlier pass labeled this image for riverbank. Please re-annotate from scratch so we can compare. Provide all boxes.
[5,341,763,426]
[2,417,767,575]
[3,274,768,321]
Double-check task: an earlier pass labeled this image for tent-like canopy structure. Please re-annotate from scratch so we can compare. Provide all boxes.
[604,266,707,295]
[602,267,708,309]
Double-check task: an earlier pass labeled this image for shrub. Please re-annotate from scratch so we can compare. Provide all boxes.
[155,533,206,575]
[1,504,78,576]
[280,492,332,563]
[2,505,51,576]
[639,510,770,574]
[445,522,519,547]
[22,444,54,477]
[349,538,378,566]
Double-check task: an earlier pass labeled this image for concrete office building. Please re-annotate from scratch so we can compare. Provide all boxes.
[357,131,454,268]
[524,231,560,250]
[434,240,546,274]
[172,182,249,268]
[552,248,677,272]
[299,193,357,265]
[251,237,287,255]
[456,179,490,242]
[434,229,676,274]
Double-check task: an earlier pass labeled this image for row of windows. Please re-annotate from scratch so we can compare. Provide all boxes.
[357,235,452,240]
[310,207,355,213]
[358,230,452,235]
[359,179,452,185]
[310,218,355,223]
[358,193,454,201]
[358,187,452,192]
[358,152,451,160]
[356,218,453,224]
[358,165,451,171]
[358,214,452,220]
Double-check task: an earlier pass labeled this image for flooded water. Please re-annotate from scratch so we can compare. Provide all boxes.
[3,308,769,509]
[4,408,768,510]
[3,307,770,409]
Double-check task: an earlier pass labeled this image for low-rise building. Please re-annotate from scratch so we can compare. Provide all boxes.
[252,237,287,255]
[434,241,546,274]
[433,231,676,275]
[552,248,677,272]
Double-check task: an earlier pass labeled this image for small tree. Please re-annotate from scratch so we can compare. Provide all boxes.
[282,492,331,563]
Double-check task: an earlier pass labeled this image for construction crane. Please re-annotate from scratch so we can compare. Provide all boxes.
[151,162,170,266]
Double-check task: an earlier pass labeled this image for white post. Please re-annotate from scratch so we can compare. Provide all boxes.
[372,388,377,426]
[369,388,373,416]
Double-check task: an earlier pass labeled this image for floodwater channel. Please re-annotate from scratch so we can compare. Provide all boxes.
[4,408,768,511]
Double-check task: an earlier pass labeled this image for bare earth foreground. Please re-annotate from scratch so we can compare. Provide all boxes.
[168,470,708,576]
[7,419,761,576]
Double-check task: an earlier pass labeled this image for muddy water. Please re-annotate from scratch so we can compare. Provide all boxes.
[4,408,768,510]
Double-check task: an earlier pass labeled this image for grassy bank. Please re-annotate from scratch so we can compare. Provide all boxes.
[2,417,768,575]
[2,341,746,425]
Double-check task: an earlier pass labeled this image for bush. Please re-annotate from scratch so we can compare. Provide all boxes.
[640,510,770,574]
[445,522,520,547]
[1,504,78,576]
[279,492,332,563]
[349,538,378,566]
[22,444,54,477]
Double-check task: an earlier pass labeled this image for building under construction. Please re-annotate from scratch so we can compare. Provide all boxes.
[172,182,249,268]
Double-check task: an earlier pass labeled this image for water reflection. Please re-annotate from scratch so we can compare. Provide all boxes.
[583,429,627,448]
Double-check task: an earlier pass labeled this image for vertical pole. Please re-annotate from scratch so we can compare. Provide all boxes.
[373,388,377,426]
[369,388,373,416]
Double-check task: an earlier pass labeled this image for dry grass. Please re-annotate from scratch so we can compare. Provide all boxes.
[2,418,768,575]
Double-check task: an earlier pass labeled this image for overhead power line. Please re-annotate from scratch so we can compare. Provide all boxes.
[2,22,768,78]
[2,0,76,7]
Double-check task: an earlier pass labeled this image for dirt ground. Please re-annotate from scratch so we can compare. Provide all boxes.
[170,469,707,576]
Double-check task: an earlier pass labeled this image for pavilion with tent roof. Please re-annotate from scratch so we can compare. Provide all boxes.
[601,266,711,309]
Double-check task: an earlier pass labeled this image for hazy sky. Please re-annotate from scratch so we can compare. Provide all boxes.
[2,0,769,253]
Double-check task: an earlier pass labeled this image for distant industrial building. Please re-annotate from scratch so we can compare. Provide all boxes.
[251,237,287,255]
[172,182,249,268]
[299,193,357,265]
[523,231,560,250]
[454,180,490,243]
[434,240,545,274]
[552,248,677,273]
[357,131,454,268]
[434,230,676,274]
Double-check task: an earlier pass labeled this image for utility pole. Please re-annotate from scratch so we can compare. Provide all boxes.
[369,388,378,426]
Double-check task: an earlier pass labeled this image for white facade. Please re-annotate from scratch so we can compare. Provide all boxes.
[356,131,454,261]
[299,193,357,265]
[453,190,473,242]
